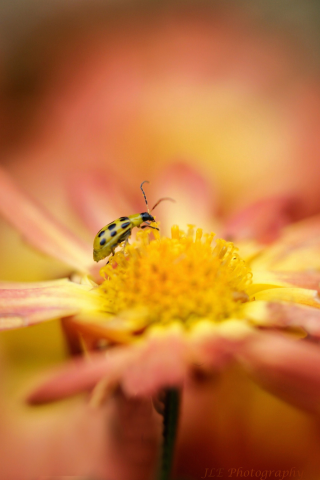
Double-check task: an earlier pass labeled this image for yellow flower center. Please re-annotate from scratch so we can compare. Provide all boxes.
[98,225,252,332]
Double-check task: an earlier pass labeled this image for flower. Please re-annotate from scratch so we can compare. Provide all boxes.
[22,215,320,414]
[3,2,320,479]
[1,163,320,479]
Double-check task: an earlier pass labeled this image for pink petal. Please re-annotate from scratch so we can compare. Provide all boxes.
[121,330,188,396]
[223,195,302,243]
[68,170,137,235]
[245,300,320,338]
[27,349,132,404]
[272,271,320,289]
[237,332,320,413]
[0,167,92,271]
[153,162,218,234]
[28,329,189,404]
[0,279,94,329]
[28,325,253,404]
[251,213,320,271]
[267,302,320,338]
[189,331,250,372]
[0,279,72,289]
[251,270,320,291]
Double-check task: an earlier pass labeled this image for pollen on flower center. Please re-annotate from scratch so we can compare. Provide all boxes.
[98,225,252,330]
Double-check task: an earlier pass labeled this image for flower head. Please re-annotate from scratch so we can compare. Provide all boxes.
[3,2,320,478]
[0,163,319,418]
[2,164,320,480]
[98,225,251,331]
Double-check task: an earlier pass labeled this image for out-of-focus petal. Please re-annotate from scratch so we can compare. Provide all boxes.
[237,332,320,413]
[249,270,320,294]
[28,322,254,404]
[28,326,188,404]
[0,168,92,272]
[121,325,188,396]
[251,214,320,271]
[269,271,320,289]
[0,279,95,329]
[243,300,320,338]
[68,170,137,235]
[189,320,253,372]
[223,196,303,243]
[27,351,129,404]
[153,162,219,234]
[64,313,137,346]
[0,279,72,289]
[254,286,320,309]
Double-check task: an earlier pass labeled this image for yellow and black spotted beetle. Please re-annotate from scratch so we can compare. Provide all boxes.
[93,181,174,262]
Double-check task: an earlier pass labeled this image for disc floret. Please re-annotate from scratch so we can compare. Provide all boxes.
[99,225,252,330]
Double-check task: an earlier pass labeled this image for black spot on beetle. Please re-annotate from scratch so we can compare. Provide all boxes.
[119,216,129,221]
[107,223,116,231]
[121,221,131,229]
[110,230,117,237]
[100,238,106,246]
[98,230,105,237]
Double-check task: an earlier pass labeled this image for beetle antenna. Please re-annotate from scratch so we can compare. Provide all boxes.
[151,197,176,211]
[140,180,150,212]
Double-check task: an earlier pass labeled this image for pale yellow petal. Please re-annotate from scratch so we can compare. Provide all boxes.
[254,287,320,309]
[0,280,98,328]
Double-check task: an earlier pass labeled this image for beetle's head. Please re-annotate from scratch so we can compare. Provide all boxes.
[141,212,155,223]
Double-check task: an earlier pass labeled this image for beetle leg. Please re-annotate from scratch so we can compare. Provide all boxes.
[122,237,130,252]
[106,250,115,265]
[141,223,159,231]
[118,230,131,254]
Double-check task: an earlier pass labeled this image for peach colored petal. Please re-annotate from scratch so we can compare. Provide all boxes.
[28,323,254,404]
[188,320,253,375]
[121,328,188,396]
[237,332,320,413]
[28,329,188,404]
[68,170,137,235]
[0,279,94,328]
[251,213,320,271]
[244,300,320,338]
[0,167,92,271]
[27,351,130,404]
[0,278,72,289]
[271,271,320,289]
[153,162,219,234]
[222,196,302,243]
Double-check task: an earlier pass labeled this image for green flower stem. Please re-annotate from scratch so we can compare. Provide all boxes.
[158,388,181,480]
